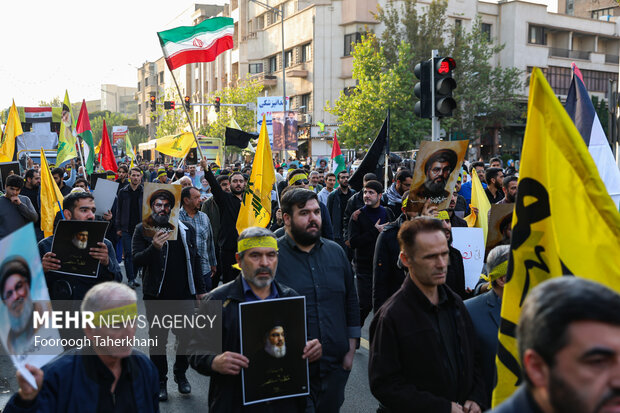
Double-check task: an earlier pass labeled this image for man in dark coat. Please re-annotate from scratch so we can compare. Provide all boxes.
[369,218,485,413]
[464,245,509,408]
[489,277,620,413]
[189,227,321,412]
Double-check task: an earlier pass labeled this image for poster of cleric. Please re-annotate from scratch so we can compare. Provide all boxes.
[0,224,62,385]
[409,140,469,210]
[51,220,109,278]
[141,183,183,241]
[240,296,309,405]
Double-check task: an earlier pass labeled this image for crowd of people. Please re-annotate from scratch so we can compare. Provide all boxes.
[1,152,620,413]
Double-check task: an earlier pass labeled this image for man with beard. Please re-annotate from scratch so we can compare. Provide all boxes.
[326,172,355,249]
[498,175,518,204]
[144,189,176,234]
[116,167,144,288]
[51,166,74,197]
[484,167,505,204]
[189,227,321,412]
[348,180,394,325]
[459,161,487,205]
[202,158,247,285]
[447,190,468,228]
[0,257,45,355]
[276,188,360,413]
[382,169,412,217]
[39,191,122,300]
[0,175,38,241]
[412,149,458,205]
[489,277,620,413]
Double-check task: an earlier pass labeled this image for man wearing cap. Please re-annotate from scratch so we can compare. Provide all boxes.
[369,218,485,413]
[465,245,509,407]
[144,189,176,234]
[0,175,38,241]
[4,282,160,412]
[412,149,458,204]
[0,257,45,355]
[348,180,394,325]
[189,227,321,412]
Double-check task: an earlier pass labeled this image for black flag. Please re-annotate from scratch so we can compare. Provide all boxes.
[225,127,258,148]
[348,114,391,192]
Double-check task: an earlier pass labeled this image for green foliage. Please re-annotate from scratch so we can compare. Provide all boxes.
[153,87,187,139]
[328,0,523,149]
[198,77,264,139]
[591,95,609,137]
[90,111,147,146]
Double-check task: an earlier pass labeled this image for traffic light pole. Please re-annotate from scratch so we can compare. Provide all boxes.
[431,49,440,141]
[168,66,205,159]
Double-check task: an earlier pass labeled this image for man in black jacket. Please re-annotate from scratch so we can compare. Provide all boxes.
[133,219,206,402]
[490,277,620,413]
[189,227,321,412]
[326,171,355,251]
[369,218,485,413]
[348,180,394,325]
[115,167,143,287]
[201,158,246,285]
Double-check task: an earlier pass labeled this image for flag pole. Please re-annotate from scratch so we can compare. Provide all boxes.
[76,135,86,176]
[167,67,206,159]
[384,109,390,190]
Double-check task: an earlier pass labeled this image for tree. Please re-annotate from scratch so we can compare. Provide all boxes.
[328,0,523,149]
[198,77,264,140]
[154,87,187,139]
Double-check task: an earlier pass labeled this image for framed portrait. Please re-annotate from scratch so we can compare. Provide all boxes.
[409,140,469,210]
[486,203,514,256]
[186,148,198,165]
[0,162,21,190]
[51,220,109,278]
[0,224,62,388]
[141,183,182,241]
[239,296,309,405]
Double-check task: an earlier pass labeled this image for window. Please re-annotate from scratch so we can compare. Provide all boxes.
[285,50,293,67]
[528,25,547,45]
[455,19,462,30]
[529,66,619,94]
[269,56,277,73]
[138,103,142,113]
[592,7,614,19]
[248,20,253,33]
[137,81,141,91]
[301,93,311,112]
[566,0,574,15]
[344,32,362,56]
[481,23,492,42]
[301,43,312,62]
[145,77,149,86]
[249,63,263,74]
[256,15,264,30]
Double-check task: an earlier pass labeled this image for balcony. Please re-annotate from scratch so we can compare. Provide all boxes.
[549,47,591,60]
[250,73,277,87]
[242,32,257,42]
[606,54,620,64]
[286,63,309,78]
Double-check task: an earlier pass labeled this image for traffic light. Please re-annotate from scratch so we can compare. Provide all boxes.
[414,59,432,119]
[149,96,156,111]
[214,97,221,113]
[184,96,191,112]
[433,57,457,117]
[163,101,176,110]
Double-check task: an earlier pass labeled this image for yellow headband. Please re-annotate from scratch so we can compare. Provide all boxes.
[237,236,278,253]
[92,303,138,327]
[157,171,167,178]
[487,260,509,283]
[289,173,308,186]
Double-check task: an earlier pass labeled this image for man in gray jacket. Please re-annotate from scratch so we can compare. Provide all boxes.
[0,174,38,240]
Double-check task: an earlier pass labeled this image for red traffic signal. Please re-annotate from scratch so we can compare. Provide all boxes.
[214,97,221,113]
[149,96,156,111]
[436,57,456,75]
[184,96,191,111]
[433,57,457,117]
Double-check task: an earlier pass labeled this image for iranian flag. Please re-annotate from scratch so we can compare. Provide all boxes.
[331,132,345,184]
[158,17,234,71]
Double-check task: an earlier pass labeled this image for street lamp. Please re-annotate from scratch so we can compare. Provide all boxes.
[248,0,287,123]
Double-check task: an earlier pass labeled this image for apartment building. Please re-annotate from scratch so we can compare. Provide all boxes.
[101,84,137,117]
[138,1,619,159]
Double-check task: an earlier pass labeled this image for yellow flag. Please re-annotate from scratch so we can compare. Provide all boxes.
[155,132,197,158]
[57,90,78,166]
[464,169,491,241]
[39,149,65,237]
[0,100,23,162]
[236,115,275,234]
[215,152,221,168]
[492,68,620,407]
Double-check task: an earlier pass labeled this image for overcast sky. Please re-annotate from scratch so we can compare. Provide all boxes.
[0,0,226,107]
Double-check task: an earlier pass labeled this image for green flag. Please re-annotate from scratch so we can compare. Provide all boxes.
[75,100,95,174]
[56,91,77,166]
